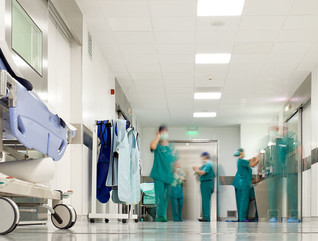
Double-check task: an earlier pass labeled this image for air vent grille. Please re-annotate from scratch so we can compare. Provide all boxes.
[88,32,92,59]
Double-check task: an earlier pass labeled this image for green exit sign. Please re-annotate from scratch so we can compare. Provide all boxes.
[187,130,199,136]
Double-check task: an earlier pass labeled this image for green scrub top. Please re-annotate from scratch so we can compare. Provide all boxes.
[150,144,176,184]
[200,161,215,182]
[232,158,252,189]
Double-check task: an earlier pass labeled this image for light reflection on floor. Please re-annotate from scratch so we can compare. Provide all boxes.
[1,219,318,241]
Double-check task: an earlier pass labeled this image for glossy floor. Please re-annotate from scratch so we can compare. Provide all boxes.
[2,219,318,241]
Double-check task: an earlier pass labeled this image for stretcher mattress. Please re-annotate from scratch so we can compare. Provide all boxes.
[0,42,74,161]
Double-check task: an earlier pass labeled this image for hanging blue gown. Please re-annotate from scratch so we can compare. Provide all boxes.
[96,121,112,203]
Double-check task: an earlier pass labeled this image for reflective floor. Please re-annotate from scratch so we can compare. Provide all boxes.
[2,219,318,241]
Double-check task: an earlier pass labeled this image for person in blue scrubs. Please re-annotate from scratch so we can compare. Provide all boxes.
[170,161,186,222]
[150,125,177,222]
[193,152,215,222]
[232,148,261,222]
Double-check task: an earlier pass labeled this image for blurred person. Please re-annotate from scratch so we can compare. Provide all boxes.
[232,148,261,222]
[192,152,215,222]
[150,125,177,222]
[170,161,186,222]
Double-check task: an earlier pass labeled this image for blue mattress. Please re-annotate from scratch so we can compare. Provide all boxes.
[0,47,73,161]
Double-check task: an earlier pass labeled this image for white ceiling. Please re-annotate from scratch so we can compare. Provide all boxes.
[76,0,318,127]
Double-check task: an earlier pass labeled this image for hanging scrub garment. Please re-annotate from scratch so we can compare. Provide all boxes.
[106,120,118,187]
[96,121,112,203]
[117,122,131,203]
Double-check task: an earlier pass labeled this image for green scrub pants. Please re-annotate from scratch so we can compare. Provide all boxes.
[171,185,184,221]
[200,180,214,221]
[154,179,170,219]
[235,187,250,221]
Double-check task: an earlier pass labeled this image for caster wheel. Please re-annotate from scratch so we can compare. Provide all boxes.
[67,205,77,229]
[105,219,109,223]
[51,204,77,229]
[122,219,127,224]
[0,197,20,235]
[135,219,139,223]
[90,219,95,223]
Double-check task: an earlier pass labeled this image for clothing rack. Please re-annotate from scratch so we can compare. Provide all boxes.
[88,120,139,223]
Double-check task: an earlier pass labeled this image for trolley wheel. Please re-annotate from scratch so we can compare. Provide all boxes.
[90,219,95,223]
[122,219,127,224]
[0,197,20,235]
[105,219,109,223]
[51,204,76,229]
[135,219,139,223]
[66,205,77,229]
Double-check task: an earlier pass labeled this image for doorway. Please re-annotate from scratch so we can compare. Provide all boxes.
[168,141,218,221]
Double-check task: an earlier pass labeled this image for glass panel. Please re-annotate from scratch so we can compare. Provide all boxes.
[12,0,43,75]
[285,113,300,220]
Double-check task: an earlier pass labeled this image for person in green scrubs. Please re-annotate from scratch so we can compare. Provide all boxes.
[170,161,186,222]
[193,152,215,222]
[150,125,177,222]
[232,148,261,222]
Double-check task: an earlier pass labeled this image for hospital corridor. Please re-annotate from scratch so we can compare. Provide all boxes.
[2,0,318,240]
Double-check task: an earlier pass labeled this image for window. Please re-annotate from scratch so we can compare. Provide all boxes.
[12,0,43,75]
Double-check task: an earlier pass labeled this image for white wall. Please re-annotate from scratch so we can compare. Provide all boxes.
[240,123,268,160]
[81,21,116,131]
[0,0,5,40]
[48,18,72,200]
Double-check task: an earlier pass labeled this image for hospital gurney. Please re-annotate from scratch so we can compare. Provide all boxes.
[0,41,77,235]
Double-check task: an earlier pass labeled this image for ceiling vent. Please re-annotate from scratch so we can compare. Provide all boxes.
[211,20,226,27]
[88,32,93,60]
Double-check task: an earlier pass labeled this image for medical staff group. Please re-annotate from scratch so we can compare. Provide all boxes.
[149,125,267,222]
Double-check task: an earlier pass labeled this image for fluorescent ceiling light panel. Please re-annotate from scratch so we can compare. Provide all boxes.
[197,0,245,16]
[193,112,217,118]
[195,54,231,64]
[194,92,222,100]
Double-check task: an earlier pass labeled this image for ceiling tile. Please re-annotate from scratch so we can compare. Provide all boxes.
[240,16,286,30]
[236,30,280,42]
[119,44,157,54]
[271,43,311,55]
[196,42,234,53]
[233,42,273,54]
[163,72,194,80]
[165,79,194,87]
[243,0,294,15]
[195,71,227,82]
[100,1,150,17]
[196,31,237,43]
[149,1,196,17]
[108,17,152,31]
[155,32,195,43]
[126,63,161,73]
[157,44,195,54]
[123,54,159,65]
[131,72,162,81]
[277,30,318,42]
[159,55,194,64]
[195,80,224,88]
[196,17,241,31]
[290,0,318,15]
[101,44,121,55]
[161,63,194,73]
[195,65,229,73]
[152,17,196,31]
[283,15,318,30]
[114,32,155,43]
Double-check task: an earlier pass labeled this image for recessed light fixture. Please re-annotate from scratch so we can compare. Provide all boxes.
[193,112,217,118]
[194,92,222,100]
[197,0,245,16]
[195,54,231,64]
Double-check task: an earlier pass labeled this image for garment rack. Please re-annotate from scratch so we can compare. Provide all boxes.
[88,120,139,223]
